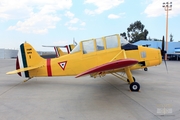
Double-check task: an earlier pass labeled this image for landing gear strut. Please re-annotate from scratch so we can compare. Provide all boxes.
[110,68,140,92]
[125,67,140,92]
[127,76,136,83]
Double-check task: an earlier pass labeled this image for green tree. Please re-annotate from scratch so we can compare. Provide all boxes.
[120,32,127,39]
[120,21,149,43]
[170,34,173,42]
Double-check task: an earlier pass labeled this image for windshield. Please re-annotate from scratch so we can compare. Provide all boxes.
[70,44,80,53]
[120,36,129,46]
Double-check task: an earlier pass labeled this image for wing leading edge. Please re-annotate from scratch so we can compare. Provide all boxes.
[76,59,138,78]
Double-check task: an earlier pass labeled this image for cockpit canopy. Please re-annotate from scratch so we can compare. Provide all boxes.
[70,34,129,54]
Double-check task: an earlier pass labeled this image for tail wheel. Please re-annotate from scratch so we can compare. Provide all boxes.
[129,82,140,92]
[144,67,148,71]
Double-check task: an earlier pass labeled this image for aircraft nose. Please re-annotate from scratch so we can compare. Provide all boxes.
[139,46,162,67]
[147,48,162,66]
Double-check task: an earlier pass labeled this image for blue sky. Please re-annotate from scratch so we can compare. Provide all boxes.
[0,0,180,51]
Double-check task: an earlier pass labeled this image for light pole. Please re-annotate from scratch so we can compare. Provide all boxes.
[162,2,172,60]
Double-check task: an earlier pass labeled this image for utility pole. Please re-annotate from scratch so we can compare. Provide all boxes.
[162,2,172,60]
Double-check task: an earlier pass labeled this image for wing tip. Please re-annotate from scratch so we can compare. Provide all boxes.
[75,75,81,78]
[6,71,17,75]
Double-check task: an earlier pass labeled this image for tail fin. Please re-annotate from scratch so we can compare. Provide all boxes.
[7,42,44,77]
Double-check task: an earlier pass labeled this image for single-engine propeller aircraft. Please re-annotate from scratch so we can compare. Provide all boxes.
[6,34,164,91]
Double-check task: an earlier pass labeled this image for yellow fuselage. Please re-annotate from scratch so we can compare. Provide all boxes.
[13,34,162,78]
[28,46,162,77]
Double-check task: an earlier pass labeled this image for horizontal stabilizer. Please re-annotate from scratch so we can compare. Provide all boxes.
[6,65,43,75]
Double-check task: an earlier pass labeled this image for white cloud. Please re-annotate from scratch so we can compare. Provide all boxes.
[68,26,78,31]
[64,11,74,18]
[108,14,120,19]
[0,0,72,34]
[8,13,60,34]
[108,13,125,19]
[65,18,79,26]
[80,22,86,26]
[84,0,124,15]
[65,19,86,31]
[144,0,180,17]
[69,18,79,24]
[64,12,86,31]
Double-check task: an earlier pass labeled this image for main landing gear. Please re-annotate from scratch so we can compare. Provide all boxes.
[125,68,140,92]
[111,68,140,92]
[129,82,140,92]
[127,77,140,91]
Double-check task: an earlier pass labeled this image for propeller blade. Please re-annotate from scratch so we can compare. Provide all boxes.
[161,36,168,72]
[161,36,165,57]
[164,58,168,73]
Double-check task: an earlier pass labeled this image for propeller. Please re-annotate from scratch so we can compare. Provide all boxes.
[161,36,165,57]
[161,36,168,72]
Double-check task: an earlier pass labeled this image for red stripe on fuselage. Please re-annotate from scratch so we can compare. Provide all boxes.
[47,59,52,76]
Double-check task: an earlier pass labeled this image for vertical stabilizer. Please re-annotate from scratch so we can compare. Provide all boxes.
[16,42,44,77]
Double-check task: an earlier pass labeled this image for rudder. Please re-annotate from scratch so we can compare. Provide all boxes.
[17,42,44,77]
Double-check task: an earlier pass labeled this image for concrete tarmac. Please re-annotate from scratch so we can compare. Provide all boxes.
[0,59,180,120]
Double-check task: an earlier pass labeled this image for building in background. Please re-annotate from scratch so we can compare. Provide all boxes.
[0,49,55,59]
[0,49,18,59]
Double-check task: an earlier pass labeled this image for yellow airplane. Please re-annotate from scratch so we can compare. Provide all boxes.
[6,34,163,92]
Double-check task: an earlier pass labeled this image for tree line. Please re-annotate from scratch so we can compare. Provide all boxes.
[120,20,174,43]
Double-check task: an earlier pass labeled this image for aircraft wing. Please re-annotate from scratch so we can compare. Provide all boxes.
[42,45,66,48]
[6,65,43,75]
[76,59,138,78]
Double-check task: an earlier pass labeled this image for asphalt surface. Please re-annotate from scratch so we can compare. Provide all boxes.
[0,59,180,120]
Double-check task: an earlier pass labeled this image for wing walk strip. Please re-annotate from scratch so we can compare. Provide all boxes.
[47,59,52,76]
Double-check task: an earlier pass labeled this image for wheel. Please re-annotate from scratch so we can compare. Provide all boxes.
[144,67,148,71]
[127,76,136,83]
[129,82,140,92]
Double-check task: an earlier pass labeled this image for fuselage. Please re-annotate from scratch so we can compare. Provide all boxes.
[25,34,162,78]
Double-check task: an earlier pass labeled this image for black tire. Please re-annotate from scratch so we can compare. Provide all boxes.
[127,76,136,83]
[129,82,140,92]
[144,67,148,71]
